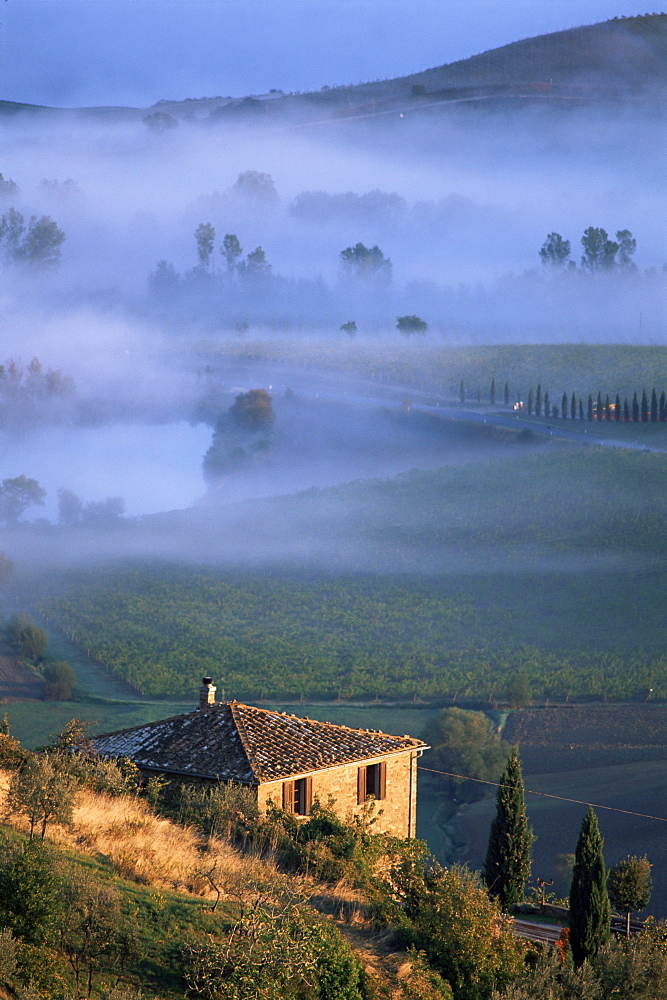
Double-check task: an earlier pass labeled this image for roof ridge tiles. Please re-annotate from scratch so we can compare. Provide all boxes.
[91,698,427,785]
[228,700,266,782]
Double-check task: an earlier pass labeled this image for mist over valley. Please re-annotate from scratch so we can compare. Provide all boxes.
[1,12,667,939]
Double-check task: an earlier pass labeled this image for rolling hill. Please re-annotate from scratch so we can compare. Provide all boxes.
[2,14,665,122]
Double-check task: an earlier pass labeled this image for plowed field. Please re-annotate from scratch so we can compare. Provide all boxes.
[0,642,43,701]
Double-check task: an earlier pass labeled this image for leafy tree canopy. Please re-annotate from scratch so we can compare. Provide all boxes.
[539,232,571,268]
[340,242,392,282]
[0,475,46,524]
[229,388,275,430]
[423,708,510,803]
[397,314,428,334]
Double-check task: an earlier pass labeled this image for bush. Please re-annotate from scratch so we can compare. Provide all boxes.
[397,315,428,335]
[42,661,76,701]
[175,782,259,843]
[0,839,62,945]
[5,614,48,662]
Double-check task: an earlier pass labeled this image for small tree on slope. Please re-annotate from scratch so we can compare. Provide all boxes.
[483,748,533,911]
[569,807,611,967]
[607,854,652,938]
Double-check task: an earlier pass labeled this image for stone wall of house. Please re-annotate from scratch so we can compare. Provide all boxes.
[257,750,419,838]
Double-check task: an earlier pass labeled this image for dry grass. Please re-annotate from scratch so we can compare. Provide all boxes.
[0,768,249,896]
[0,769,417,996]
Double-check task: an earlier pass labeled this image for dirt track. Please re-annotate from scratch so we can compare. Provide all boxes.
[0,641,43,701]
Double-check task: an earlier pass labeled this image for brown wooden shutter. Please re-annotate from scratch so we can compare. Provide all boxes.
[378,760,387,800]
[304,776,313,815]
[283,780,295,813]
[357,766,367,805]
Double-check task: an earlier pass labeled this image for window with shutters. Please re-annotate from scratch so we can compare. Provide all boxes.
[282,776,312,816]
[357,760,386,804]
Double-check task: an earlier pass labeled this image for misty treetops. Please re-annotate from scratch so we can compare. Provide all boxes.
[0,207,65,267]
[539,227,637,272]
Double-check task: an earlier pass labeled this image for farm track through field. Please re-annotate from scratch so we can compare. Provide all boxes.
[0,641,43,701]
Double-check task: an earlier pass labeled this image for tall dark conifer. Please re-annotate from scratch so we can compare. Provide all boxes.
[651,388,658,422]
[615,394,621,421]
[569,807,610,967]
[632,391,639,422]
[483,749,533,912]
[641,389,649,423]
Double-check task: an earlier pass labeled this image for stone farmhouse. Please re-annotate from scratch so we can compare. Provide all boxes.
[91,677,428,838]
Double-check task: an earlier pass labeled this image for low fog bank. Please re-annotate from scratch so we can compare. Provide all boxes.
[0,364,566,575]
[0,99,664,343]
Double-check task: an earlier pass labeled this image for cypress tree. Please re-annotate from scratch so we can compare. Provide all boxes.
[641,389,648,423]
[527,389,534,416]
[651,387,658,422]
[632,391,639,422]
[535,383,542,417]
[604,395,611,421]
[504,381,509,406]
[579,400,584,421]
[660,390,666,422]
[561,391,568,419]
[570,393,576,420]
[544,391,550,418]
[623,398,630,422]
[596,391,603,421]
[615,394,621,421]
[483,748,533,912]
[587,395,593,421]
[569,807,610,967]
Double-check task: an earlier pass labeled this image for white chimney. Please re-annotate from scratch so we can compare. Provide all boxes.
[199,676,217,710]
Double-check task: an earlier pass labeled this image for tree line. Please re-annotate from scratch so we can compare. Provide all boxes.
[539,227,638,272]
[0,476,125,528]
[516,383,666,423]
[458,375,667,424]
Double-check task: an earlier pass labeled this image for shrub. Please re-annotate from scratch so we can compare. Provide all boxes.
[42,661,76,701]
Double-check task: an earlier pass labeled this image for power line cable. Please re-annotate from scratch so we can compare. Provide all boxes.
[417,765,667,824]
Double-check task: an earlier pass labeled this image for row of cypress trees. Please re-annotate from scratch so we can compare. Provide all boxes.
[481,751,651,967]
[520,384,667,423]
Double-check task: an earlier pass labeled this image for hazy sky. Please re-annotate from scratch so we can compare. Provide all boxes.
[0,0,658,108]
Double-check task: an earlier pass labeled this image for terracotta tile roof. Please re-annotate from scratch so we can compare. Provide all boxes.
[91,701,427,784]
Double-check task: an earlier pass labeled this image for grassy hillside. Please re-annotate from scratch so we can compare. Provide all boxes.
[381,14,667,95]
[5,15,664,122]
[0,768,416,1000]
[206,341,667,406]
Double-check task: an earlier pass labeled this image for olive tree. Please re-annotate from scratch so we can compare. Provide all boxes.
[8,752,78,839]
[608,855,652,938]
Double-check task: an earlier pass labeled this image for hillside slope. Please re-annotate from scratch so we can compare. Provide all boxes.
[3,15,664,121]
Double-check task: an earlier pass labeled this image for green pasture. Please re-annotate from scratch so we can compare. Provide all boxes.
[207,340,667,404]
[1,699,195,749]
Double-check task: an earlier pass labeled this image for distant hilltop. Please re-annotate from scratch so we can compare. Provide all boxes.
[2,14,665,121]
